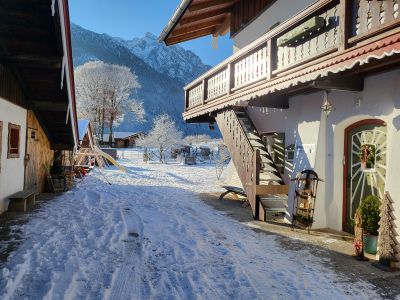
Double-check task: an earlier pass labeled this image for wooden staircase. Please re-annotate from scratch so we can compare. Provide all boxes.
[215,108,289,221]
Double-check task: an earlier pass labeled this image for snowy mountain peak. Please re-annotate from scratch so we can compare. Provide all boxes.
[119,32,210,84]
[144,32,157,40]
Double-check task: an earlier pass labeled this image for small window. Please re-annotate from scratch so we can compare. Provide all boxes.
[8,123,20,158]
[285,144,295,162]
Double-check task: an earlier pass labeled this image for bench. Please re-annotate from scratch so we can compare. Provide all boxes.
[219,185,247,200]
[8,190,36,212]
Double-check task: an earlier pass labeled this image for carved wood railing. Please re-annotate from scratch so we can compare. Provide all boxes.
[215,110,260,217]
[184,0,400,114]
[351,0,400,42]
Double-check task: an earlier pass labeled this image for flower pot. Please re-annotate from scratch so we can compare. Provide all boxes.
[364,234,378,255]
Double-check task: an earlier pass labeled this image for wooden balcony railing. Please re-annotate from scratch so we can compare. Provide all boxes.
[184,0,400,117]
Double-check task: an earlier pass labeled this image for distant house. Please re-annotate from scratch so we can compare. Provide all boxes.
[0,0,78,213]
[102,132,145,148]
[78,120,95,149]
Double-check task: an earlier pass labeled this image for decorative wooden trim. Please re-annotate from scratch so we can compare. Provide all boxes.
[7,122,21,159]
[342,119,386,231]
[348,17,400,45]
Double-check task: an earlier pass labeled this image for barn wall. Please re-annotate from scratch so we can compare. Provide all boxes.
[25,111,54,192]
[0,98,27,214]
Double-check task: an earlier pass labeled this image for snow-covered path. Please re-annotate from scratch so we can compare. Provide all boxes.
[0,155,380,299]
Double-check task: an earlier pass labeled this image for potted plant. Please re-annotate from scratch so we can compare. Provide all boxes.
[359,195,380,254]
[293,214,313,227]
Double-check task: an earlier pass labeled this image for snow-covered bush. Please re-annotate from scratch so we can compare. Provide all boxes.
[139,114,182,163]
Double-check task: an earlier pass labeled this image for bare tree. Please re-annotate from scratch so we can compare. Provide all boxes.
[139,114,182,163]
[75,61,143,142]
[183,134,213,145]
[75,61,108,138]
[104,64,142,144]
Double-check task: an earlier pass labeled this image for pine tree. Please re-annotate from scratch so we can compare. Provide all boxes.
[377,192,398,267]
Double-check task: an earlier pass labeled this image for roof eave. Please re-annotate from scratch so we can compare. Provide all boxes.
[158,0,193,44]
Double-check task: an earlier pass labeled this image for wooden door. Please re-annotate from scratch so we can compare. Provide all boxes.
[24,127,38,191]
[343,120,387,233]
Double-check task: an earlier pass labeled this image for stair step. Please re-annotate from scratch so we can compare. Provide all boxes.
[260,165,277,172]
[249,140,264,147]
[247,133,261,140]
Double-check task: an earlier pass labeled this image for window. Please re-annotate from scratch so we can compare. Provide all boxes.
[285,144,295,162]
[8,123,20,158]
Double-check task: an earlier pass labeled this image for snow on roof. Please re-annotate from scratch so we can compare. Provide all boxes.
[77,119,90,141]
[103,132,144,141]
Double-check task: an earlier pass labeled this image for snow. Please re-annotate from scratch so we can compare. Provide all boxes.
[0,150,380,299]
[77,119,90,141]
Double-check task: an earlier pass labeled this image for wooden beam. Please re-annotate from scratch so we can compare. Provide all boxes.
[248,94,289,108]
[166,27,216,45]
[171,16,226,36]
[180,7,229,25]
[310,76,364,92]
[189,0,237,12]
[33,101,68,111]
[0,55,62,68]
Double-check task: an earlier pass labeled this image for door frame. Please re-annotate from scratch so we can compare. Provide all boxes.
[342,118,386,231]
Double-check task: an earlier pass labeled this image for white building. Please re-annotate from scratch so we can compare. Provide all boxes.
[161,0,400,263]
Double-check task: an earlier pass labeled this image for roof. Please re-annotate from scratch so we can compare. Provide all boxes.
[103,132,145,141]
[78,120,90,141]
[0,0,78,150]
[159,0,238,45]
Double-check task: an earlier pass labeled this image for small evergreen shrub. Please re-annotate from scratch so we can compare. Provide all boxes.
[360,195,380,235]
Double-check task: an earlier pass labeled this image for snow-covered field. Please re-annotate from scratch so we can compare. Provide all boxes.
[0,152,380,299]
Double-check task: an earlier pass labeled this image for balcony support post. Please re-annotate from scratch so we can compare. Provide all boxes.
[226,63,232,95]
[339,0,351,50]
[266,40,272,80]
[202,79,207,105]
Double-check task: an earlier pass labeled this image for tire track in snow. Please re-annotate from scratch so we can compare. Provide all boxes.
[107,207,143,300]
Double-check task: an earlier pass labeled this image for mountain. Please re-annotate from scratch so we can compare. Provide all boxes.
[71,24,215,136]
[117,32,210,84]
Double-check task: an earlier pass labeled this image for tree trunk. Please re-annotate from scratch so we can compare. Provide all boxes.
[101,97,106,141]
[108,115,114,145]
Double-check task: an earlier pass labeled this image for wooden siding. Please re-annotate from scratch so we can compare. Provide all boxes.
[24,111,54,192]
[231,0,275,37]
[0,64,25,108]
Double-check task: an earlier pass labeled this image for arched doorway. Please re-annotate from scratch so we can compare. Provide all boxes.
[343,119,387,233]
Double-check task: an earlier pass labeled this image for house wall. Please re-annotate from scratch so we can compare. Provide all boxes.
[247,69,400,231]
[25,111,54,192]
[232,0,316,51]
[0,98,27,214]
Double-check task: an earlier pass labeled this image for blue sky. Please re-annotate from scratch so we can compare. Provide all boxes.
[69,0,232,66]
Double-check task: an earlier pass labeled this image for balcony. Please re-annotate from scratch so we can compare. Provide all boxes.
[183,0,400,121]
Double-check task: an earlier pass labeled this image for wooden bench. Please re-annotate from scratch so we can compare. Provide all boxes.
[8,190,36,212]
[219,185,247,200]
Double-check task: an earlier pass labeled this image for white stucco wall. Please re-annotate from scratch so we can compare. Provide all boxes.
[0,99,27,214]
[247,69,400,231]
[233,0,316,51]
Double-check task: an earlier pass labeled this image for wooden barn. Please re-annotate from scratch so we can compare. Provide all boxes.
[78,119,95,149]
[0,0,78,213]
[102,132,145,148]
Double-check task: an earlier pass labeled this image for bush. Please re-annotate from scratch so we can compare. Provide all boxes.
[360,195,380,235]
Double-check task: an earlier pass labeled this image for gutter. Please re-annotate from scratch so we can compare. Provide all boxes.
[58,0,79,148]
[158,0,193,43]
